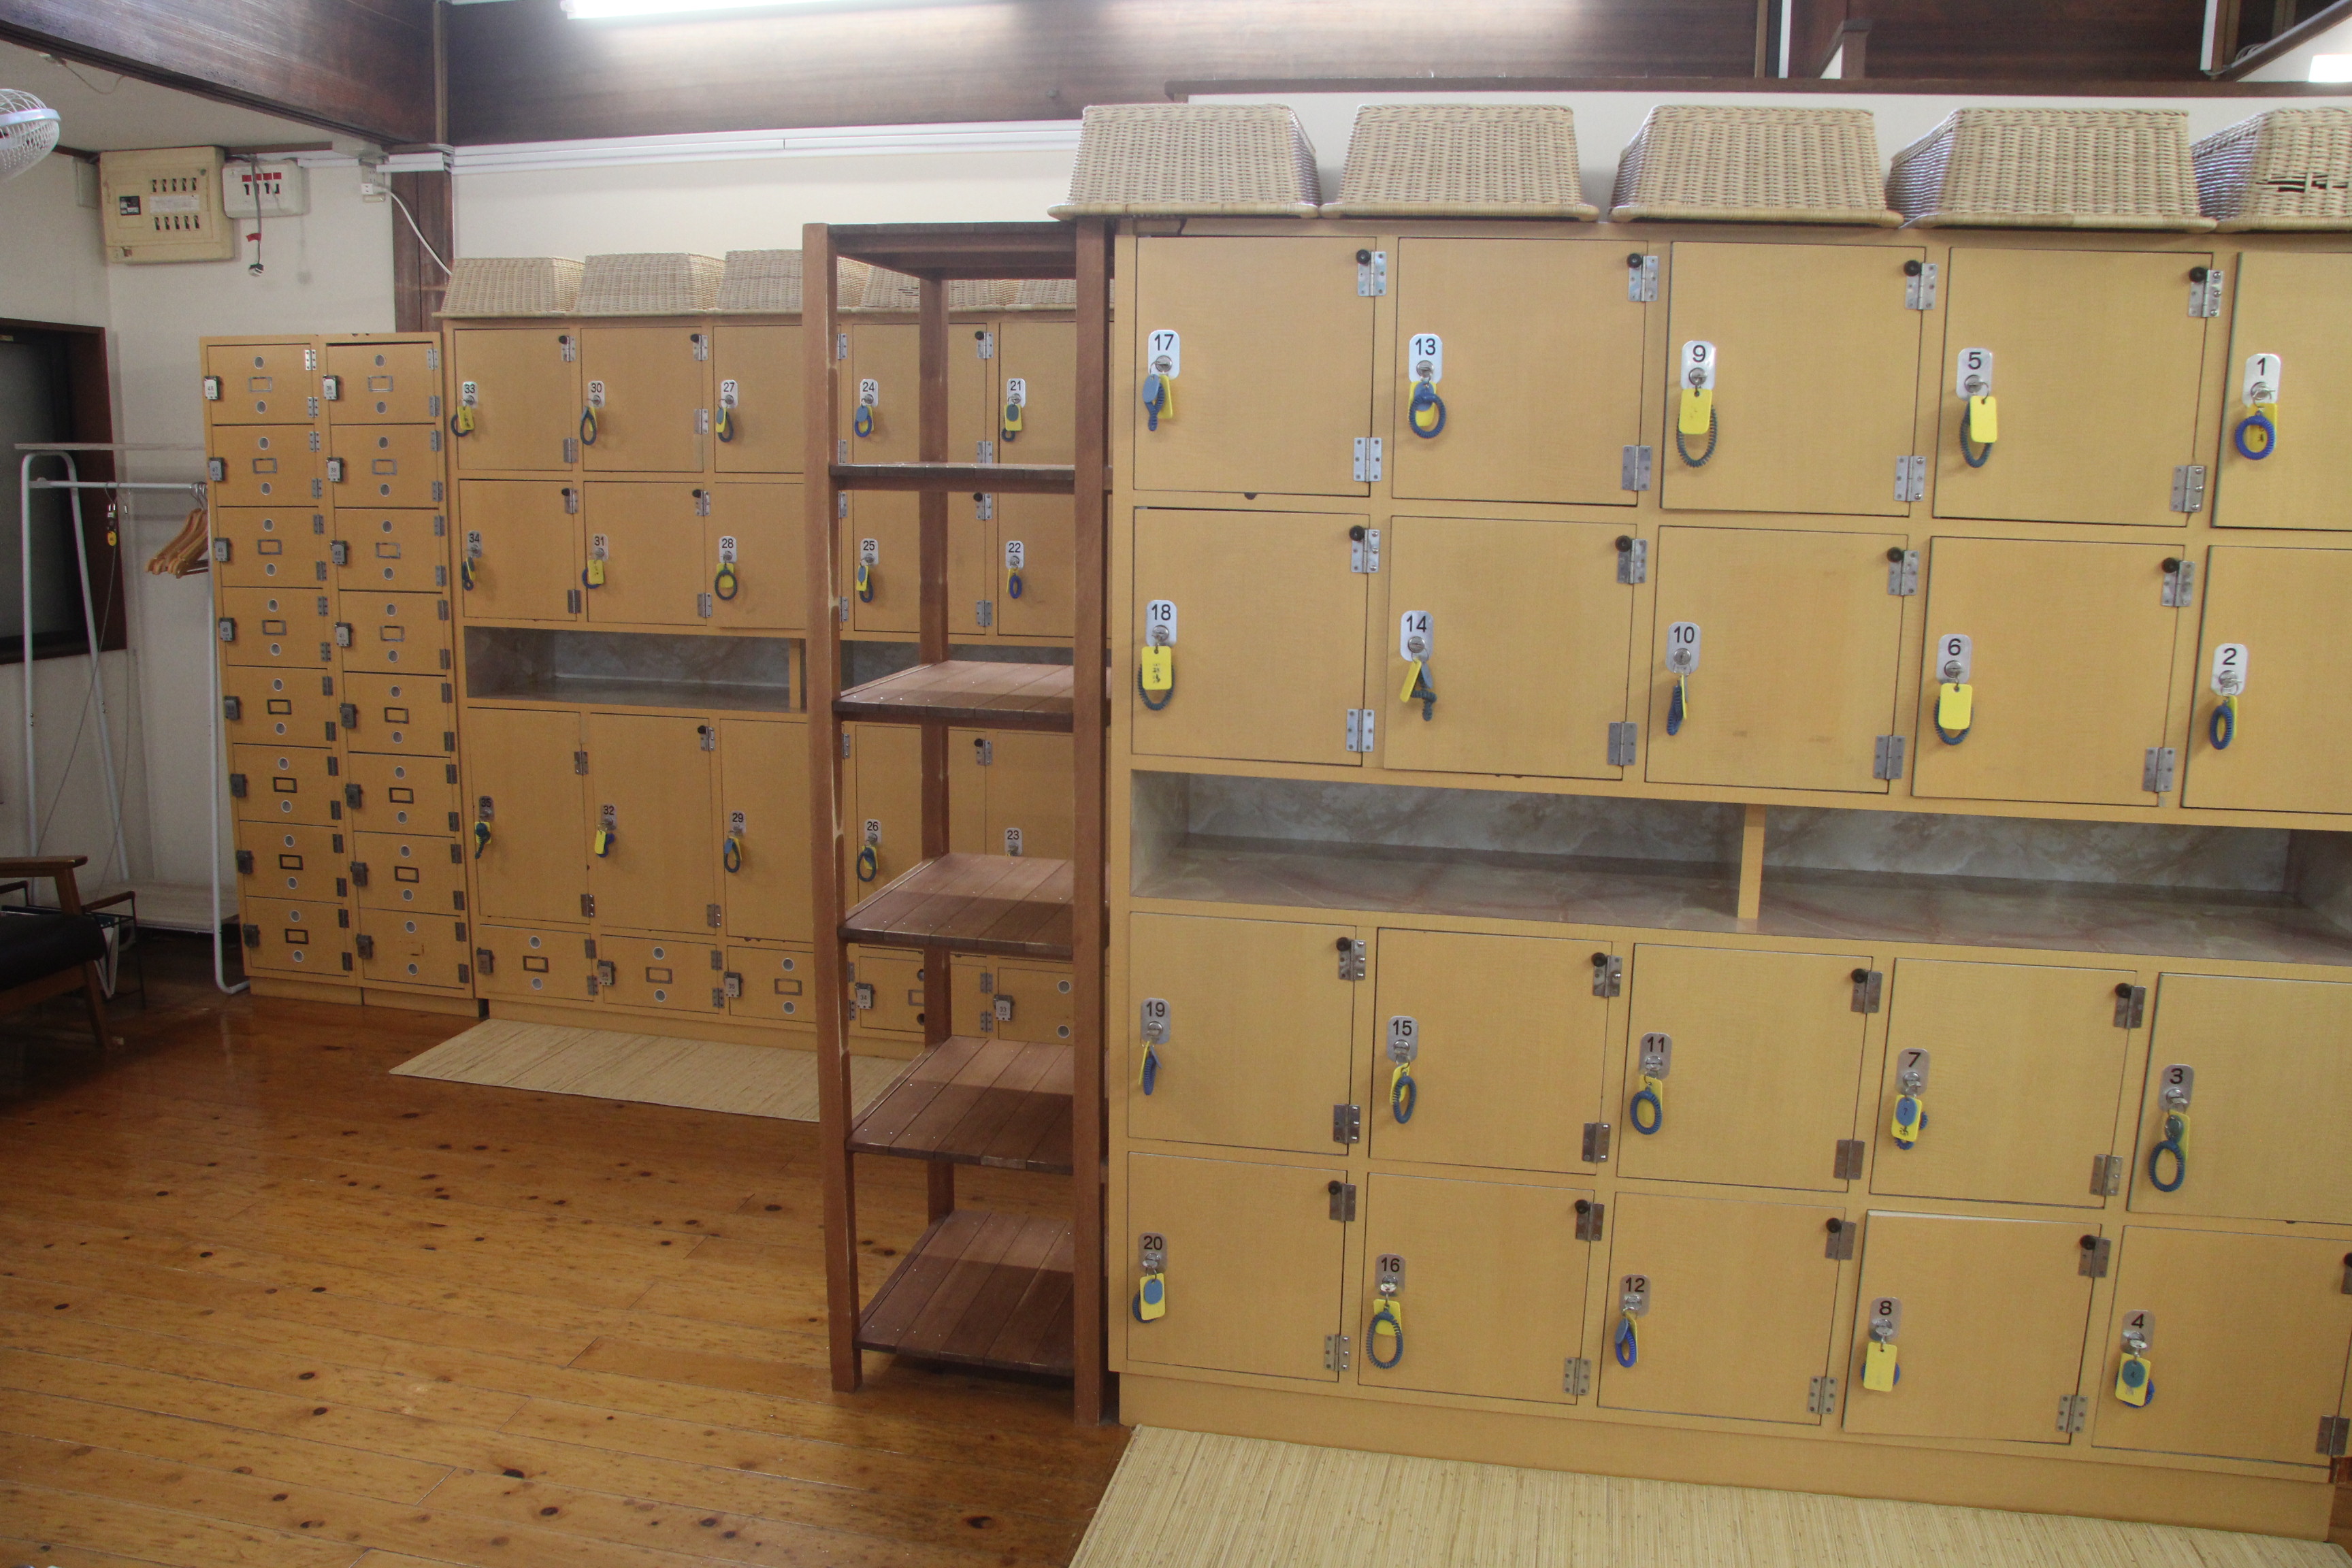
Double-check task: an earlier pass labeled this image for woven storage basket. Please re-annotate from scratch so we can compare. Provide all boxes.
[949,278,1015,311]
[1322,104,1598,219]
[843,265,920,313]
[2194,108,2352,231]
[1009,278,1079,310]
[1611,105,1899,225]
[715,249,802,313]
[574,252,725,315]
[437,257,585,318]
[1888,108,2214,231]
[1049,103,1320,218]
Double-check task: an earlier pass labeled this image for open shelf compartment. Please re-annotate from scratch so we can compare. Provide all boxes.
[843,853,1075,958]
[849,1034,1074,1173]
[857,1208,1076,1377]
[836,659,1074,730]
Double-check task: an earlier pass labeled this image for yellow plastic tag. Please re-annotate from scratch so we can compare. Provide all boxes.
[1399,658,1424,704]
[585,558,606,587]
[1862,1338,1899,1392]
[592,828,614,857]
[2114,1350,2153,1407]
[1891,1093,1926,1144]
[1678,386,1714,438]
[1003,402,1024,437]
[1372,1298,1403,1343]
[1137,1271,1166,1321]
[1937,682,1974,731]
[1967,393,1999,444]
[1139,645,1175,693]
[451,405,477,436]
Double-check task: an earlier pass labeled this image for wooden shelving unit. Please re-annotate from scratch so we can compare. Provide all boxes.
[802,220,1109,1422]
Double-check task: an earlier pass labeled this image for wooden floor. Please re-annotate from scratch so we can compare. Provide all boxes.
[0,934,1125,1568]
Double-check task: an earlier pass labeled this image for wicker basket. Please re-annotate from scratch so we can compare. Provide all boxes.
[949,278,1014,312]
[1611,105,1899,225]
[574,252,725,316]
[1323,105,1598,219]
[716,249,802,314]
[437,257,585,318]
[1009,278,1079,311]
[843,265,920,313]
[2194,109,2352,231]
[1049,103,1320,218]
[1888,108,2215,231]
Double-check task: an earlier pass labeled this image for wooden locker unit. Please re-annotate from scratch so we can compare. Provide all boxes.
[840,322,923,464]
[710,323,804,474]
[455,480,581,623]
[950,955,1075,1044]
[2184,546,2352,814]
[1843,1212,2097,1445]
[987,493,1076,640]
[216,585,333,674]
[1382,517,1636,779]
[596,932,725,1013]
[725,943,811,1024]
[235,823,347,904]
[717,718,813,944]
[1659,242,1927,517]
[350,829,468,917]
[344,752,459,836]
[581,481,711,627]
[448,326,580,472]
[239,894,351,981]
[840,492,922,636]
[1388,238,1648,508]
[204,340,316,423]
[2211,252,2352,532]
[329,425,444,510]
[849,945,927,1039]
[336,673,453,757]
[996,318,1077,466]
[845,721,924,894]
[1931,248,2212,528]
[356,909,470,990]
[578,324,710,474]
[206,425,318,508]
[335,508,449,594]
[706,479,805,632]
[949,726,1075,861]
[334,591,452,676]
[1642,526,1910,795]
[582,710,719,935]
[211,506,329,589]
[324,340,440,424]
[473,922,593,1004]
[464,706,587,926]
[220,667,338,747]
[229,742,339,828]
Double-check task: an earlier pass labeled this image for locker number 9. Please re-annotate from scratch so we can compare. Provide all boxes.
[1680,340,1716,390]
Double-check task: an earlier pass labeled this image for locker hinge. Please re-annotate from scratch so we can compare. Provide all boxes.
[2188,267,2225,318]
[1607,721,1639,768]
[1620,445,1653,493]
[1337,937,1367,981]
[976,330,994,359]
[1564,1357,1594,1397]
[1627,252,1659,302]
[1590,951,1623,998]
[838,438,849,463]
[836,332,849,360]
[2170,465,2207,514]
[1904,260,1938,310]
[573,750,589,774]
[2078,1235,2112,1278]
[348,861,370,887]
[699,724,717,751]
[2142,747,2178,795]
[2319,1416,2352,1458]
[1825,1217,1856,1260]
[1582,1122,1613,1163]
[974,600,993,627]
[1894,455,1926,503]
[581,893,595,917]
[973,492,994,521]
[1809,1375,1841,1416]
[840,732,853,759]
[693,488,712,517]
[838,491,851,519]
[1886,548,1920,595]
[1352,438,1383,483]
[355,934,375,959]
[2090,1154,2125,1196]
[2057,1394,2089,1435]
[1332,1104,1362,1145]
[2161,557,2196,608]
[234,849,254,874]
[564,438,579,463]
[706,903,723,929]
[1356,248,1386,295]
[973,738,994,766]
[1833,1139,1867,1180]
[2114,983,2148,1029]
[1872,735,1906,781]
[1349,526,1381,572]
[1850,968,1884,1013]
[1615,536,1647,583]
[427,345,440,371]
[690,331,708,361]
[1573,1198,1605,1241]
[977,439,996,465]
[698,592,714,618]
[1325,1333,1352,1371]
[1345,709,1377,753]
[1328,1180,1357,1222]
[840,596,851,624]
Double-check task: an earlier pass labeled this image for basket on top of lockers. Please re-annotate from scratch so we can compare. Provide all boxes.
[1322,104,1599,219]
[574,252,725,315]
[1609,105,1900,225]
[1049,103,1321,218]
[842,265,919,312]
[1886,108,2215,230]
[2193,108,2352,229]
[436,257,585,318]
[1007,278,1078,310]
[715,249,802,313]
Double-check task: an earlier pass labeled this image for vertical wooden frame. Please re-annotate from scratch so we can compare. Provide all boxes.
[918,277,958,1224]
[1073,217,1111,1426]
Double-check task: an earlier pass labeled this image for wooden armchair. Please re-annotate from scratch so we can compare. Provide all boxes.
[0,855,115,1056]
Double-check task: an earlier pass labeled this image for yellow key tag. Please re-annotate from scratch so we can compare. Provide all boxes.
[585,558,606,587]
[451,405,477,436]
[1967,393,1999,444]
[1137,1272,1166,1322]
[1139,645,1175,693]
[2114,1350,2153,1407]
[1399,658,1424,704]
[1862,1338,1899,1392]
[1678,386,1714,438]
[1891,1092,1926,1145]
[1937,682,1974,731]
[592,828,614,857]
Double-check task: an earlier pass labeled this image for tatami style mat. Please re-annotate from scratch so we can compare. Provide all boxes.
[1074,1428,2347,1568]
[392,1018,902,1122]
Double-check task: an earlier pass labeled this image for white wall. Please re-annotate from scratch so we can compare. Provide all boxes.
[2241,14,2352,78]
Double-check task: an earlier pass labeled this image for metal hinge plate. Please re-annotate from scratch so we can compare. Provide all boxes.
[1564,1357,1593,1396]
[1825,1219,1856,1260]
[699,725,717,751]
[1357,250,1386,296]
[1352,438,1383,483]
[581,893,595,917]
[1326,1333,1352,1371]
[976,330,994,359]
[2319,1416,2351,1458]
[1905,261,1939,311]
[1616,537,1648,584]
[1591,953,1623,998]
[1622,445,1653,493]
[2080,1235,2112,1278]
[1888,548,1920,595]
[2114,984,2148,1029]
[1629,254,1659,303]
[2162,558,2196,608]
[1350,527,1382,573]
[2144,747,2178,794]
[1608,721,1639,768]
[706,903,722,929]
[1874,735,1907,781]
[1328,1181,1358,1222]
[1574,1199,1605,1241]
[1895,455,1926,503]
[1810,1375,1841,1416]
[1582,1121,1613,1164]
[573,750,589,774]
[2189,269,2225,318]
[974,600,993,627]
[1332,1104,1362,1145]
[1337,938,1367,981]
[2091,1154,2125,1196]
[1834,1139,1867,1181]
[1852,969,1885,1013]
[2059,1394,2089,1434]
[1345,709,1377,753]
[698,592,713,618]
[2171,465,2208,514]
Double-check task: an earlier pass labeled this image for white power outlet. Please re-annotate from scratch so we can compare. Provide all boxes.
[357,161,387,203]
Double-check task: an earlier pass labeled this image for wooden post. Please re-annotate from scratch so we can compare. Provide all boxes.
[917,274,956,1224]
[1737,803,1768,925]
[1070,217,1111,1426]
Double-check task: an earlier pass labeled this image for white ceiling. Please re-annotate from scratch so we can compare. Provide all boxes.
[0,39,374,156]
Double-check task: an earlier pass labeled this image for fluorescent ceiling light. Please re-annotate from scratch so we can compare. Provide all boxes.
[2310,54,2352,81]
[563,0,885,17]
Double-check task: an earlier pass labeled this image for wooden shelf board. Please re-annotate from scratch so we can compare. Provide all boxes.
[829,221,1075,282]
[857,1209,1075,1378]
[843,853,1074,959]
[835,659,1073,730]
[849,1034,1073,1173]
[831,462,1074,494]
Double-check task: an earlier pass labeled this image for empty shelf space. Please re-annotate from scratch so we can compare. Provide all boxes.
[835,659,1073,729]
[843,853,1074,958]
[858,1209,1075,1378]
[849,1035,1073,1173]
[832,462,1074,494]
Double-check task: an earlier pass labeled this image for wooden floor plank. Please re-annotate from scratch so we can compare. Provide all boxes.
[0,1480,353,1568]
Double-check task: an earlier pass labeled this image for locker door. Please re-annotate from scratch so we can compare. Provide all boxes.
[949,496,994,640]
[336,509,446,595]
[220,667,337,747]
[1132,237,1376,497]
[325,341,438,424]
[351,830,466,918]
[1659,242,1926,517]
[212,506,328,590]
[466,706,587,926]
[344,753,458,835]
[334,591,451,676]
[455,480,581,623]
[996,318,1075,466]
[1390,238,1646,507]
[579,325,708,474]
[1358,1173,1595,1403]
[1383,517,1635,779]
[2130,973,2352,1226]
[992,493,1073,640]
[475,923,594,1005]
[2214,254,2352,531]
[1932,249,2212,527]
[1368,930,1610,1175]
[356,910,470,990]
[450,327,579,474]
[598,934,725,1015]
[1872,959,2134,1210]
[208,426,317,508]
[717,719,811,943]
[849,945,926,1039]
[2092,1227,2352,1467]
[841,493,921,636]
[706,479,804,632]
[845,721,922,895]
[1598,1192,1844,1424]
[949,728,1073,862]
[204,342,316,424]
[583,481,706,627]
[337,672,453,760]
[585,711,718,934]
[710,323,804,475]
[216,585,333,671]
[1616,945,1870,1192]
[1843,1213,2095,1444]
[842,323,921,464]
[725,944,810,1024]
[1644,527,1909,794]
[1909,538,2182,808]
[229,743,338,828]
[1127,912,1358,1156]
[1125,1152,1346,1382]
[2185,547,2352,813]
[951,956,1074,1045]
[1130,509,1370,766]
[237,823,346,903]
[329,425,442,510]
[240,895,350,981]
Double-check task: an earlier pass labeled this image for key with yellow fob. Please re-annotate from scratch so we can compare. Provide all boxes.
[1937,683,1974,733]
[1399,659,1426,704]
[1139,645,1174,693]
[450,405,477,436]
[592,828,615,858]
[1135,1272,1166,1322]
[1678,386,1714,437]
[1862,1337,1900,1392]
[2114,1350,2153,1407]
[1966,394,1999,445]
[585,559,606,587]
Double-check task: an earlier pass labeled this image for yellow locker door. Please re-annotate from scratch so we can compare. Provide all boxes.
[2130,973,2352,1226]
[450,327,579,473]
[1616,944,1870,1192]
[238,822,346,903]
[2214,253,2352,531]
[466,706,586,926]
[725,944,811,1024]
[221,667,337,748]
[1659,242,1926,517]
[1358,1173,1594,1404]
[710,323,803,475]
[1131,509,1369,766]
[949,728,1073,862]
[1128,912,1358,1156]
[1125,1152,1346,1382]
[845,721,922,896]
[2092,1227,2352,1468]
[475,923,594,1005]
[1368,930,1610,1175]
[997,318,1075,466]
[336,508,446,595]
[2185,546,2352,813]
[706,479,804,633]
[1644,526,1908,794]
[204,342,316,424]
[240,895,351,981]
[325,341,438,424]
[1843,1212,2095,1444]
[329,425,442,511]
[455,480,581,623]
[843,323,920,464]
[842,493,921,636]
[337,672,453,760]
[586,711,718,934]
[992,493,1073,640]
[1909,538,2183,808]
[1932,248,2212,527]
[579,325,708,474]
[1390,238,1646,507]
[849,945,926,1041]
[356,910,470,991]
[212,506,329,591]
[333,590,451,676]
[208,426,318,508]
[717,718,811,944]
[598,934,725,1015]
[951,956,1074,1045]
[352,829,466,919]
[1132,237,1376,498]
[582,481,706,627]
[1872,958,2135,1210]
[1598,1192,1845,1424]
[344,752,458,836]
[1382,517,1635,779]
[216,585,333,671]
[229,743,338,828]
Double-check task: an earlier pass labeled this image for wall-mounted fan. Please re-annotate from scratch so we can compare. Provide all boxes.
[0,89,61,182]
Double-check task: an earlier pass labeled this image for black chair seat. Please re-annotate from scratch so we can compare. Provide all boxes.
[0,911,108,993]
